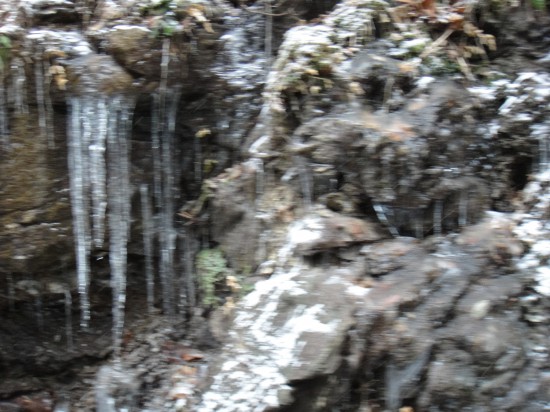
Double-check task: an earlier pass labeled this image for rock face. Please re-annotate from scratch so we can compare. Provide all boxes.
[0,0,550,411]
[192,1,550,411]
[198,212,548,411]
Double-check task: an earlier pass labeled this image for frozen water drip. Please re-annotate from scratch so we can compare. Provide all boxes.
[140,184,155,313]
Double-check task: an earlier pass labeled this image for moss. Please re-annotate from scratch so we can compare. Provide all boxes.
[196,247,228,306]
[531,0,546,10]
[195,246,258,307]
[423,55,461,76]
[0,34,11,73]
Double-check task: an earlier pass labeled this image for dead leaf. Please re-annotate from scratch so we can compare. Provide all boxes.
[181,352,204,362]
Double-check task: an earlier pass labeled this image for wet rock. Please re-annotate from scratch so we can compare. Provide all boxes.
[419,349,477,410]
[288,208,383,255]
[206,162,263,273]
[1,1,550,411]
[360,237,422,276]
[65,54,135,96]
[197,261,362,411]
[455,212,524,262]
[0,112,72,276]
[456,276,523,318]
[105,25,159,78]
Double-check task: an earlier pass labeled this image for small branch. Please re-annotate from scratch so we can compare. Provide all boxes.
[420,27,454,59]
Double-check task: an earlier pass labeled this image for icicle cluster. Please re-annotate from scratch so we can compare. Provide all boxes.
[152,38,183,318]
[67,95,134,349]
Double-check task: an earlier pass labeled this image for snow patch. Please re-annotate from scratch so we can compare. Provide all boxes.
[534,266,550,296]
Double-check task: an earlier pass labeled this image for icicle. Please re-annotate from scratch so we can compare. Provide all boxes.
[68,92,135,334]
[178,233,187,315]
[159,231,176,317]
[256,159,265,200]
[64,289,73,351]
[140,184,155,313]
[89,98,108,249]
[183,229,196,309]
[458,191,468,228]
[256,230,269,263]
[68,96,92,329]
[151,92,162,209]
[107,96,133,355]
[43,58,55,148]
[264,0,273,71]
[373,203,399,237]
[34,51,49,144]
[11,57,28,115]
[160,37,170,107]
[159,145,176,317]
[248,158,264,205]
[152,37,182,318]
[167,88,181,205]
[433,199,443,236]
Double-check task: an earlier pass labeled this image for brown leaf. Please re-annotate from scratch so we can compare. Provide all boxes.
[181,352,204,362]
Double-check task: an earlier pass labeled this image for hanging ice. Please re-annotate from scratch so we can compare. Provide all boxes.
[34,47,55,148]
[140,184,155,313]
[68,96,92,328]
[89,99,108,249]
[107,95,133,354]
[151,37,183,318]
[179,229,197,314]
[11,57,28,115]
[373,203,399,237]
[67,94,135,341]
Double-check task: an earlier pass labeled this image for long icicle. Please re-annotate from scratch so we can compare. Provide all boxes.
[89,98,108,249]
[107,96,133,355]
[11,57,28,115]
[156,37,182,318]
[140,184,155,313]
[68,97,92,328]
[151,92,162,210]
[34,48,48,143]
[43,57,55,148]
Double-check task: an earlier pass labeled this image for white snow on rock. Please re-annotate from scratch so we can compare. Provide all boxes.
[197,215,359,411]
